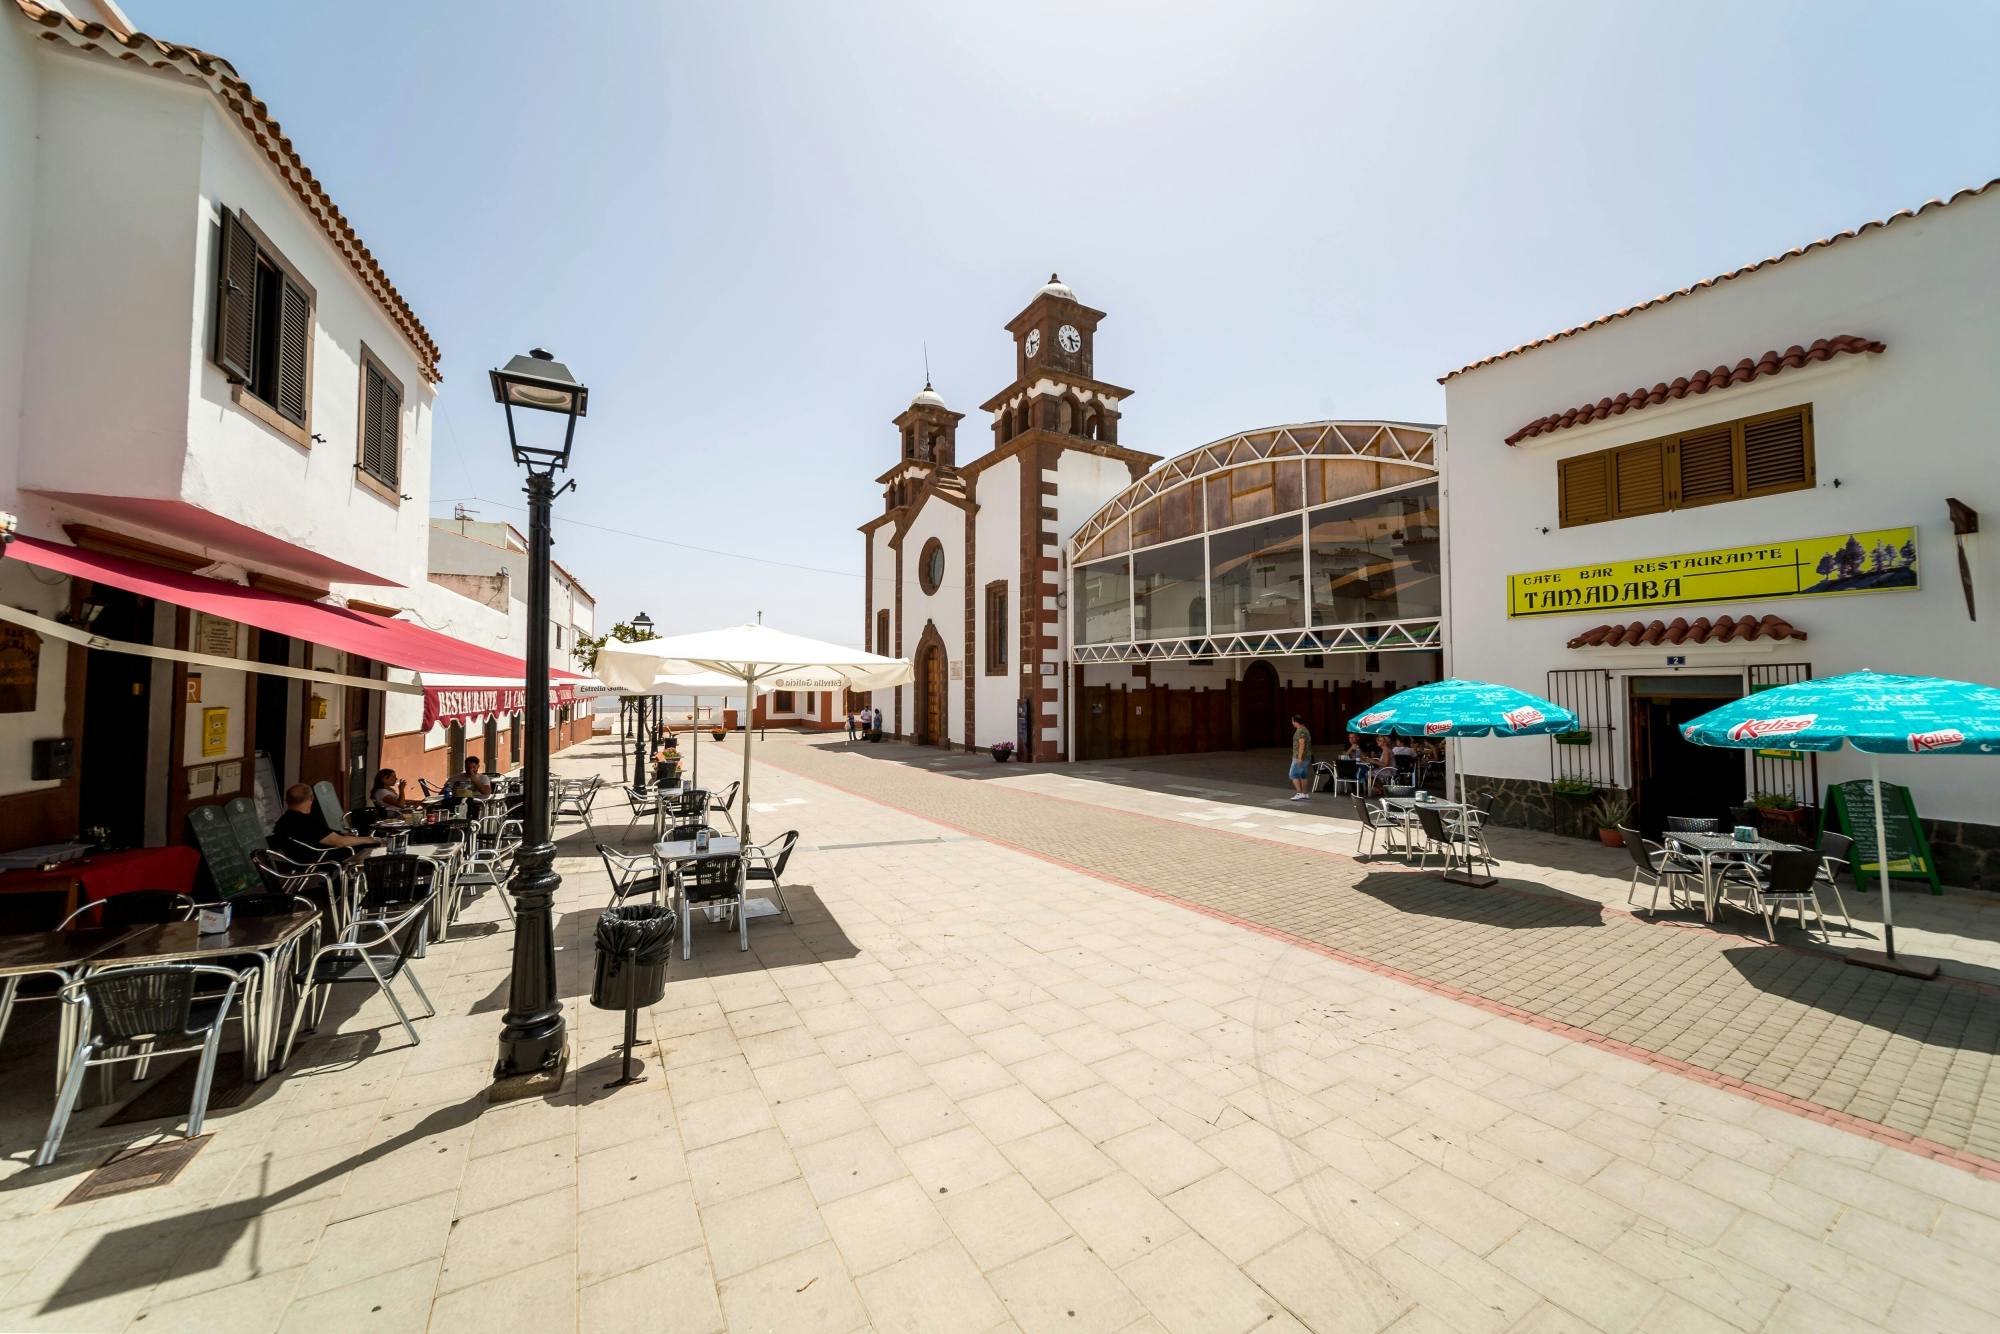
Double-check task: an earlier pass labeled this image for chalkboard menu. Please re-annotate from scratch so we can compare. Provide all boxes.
[1823,779,1942,895]
[223,797,269,856]
[186,804,259,899]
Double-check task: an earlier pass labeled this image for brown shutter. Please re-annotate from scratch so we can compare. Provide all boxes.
[1610,440,1668,518]
[1741,408,1812,495]
[1674,424,1739,507]
[1557,451,1612,527]
[215,208,258,383]
[361,366,401,487]
[275,275,311,425]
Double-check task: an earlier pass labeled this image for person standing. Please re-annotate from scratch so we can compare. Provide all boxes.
[846,708,859,741]
[870,706,883,739]
[1288,714,1313,800]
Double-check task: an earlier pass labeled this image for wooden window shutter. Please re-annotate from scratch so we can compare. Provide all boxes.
[215,208,258,383]
[376,378,403,486]
[1741,407,1812,495]
[1557,451,1612,527]
[1672,424,1740,507]
[360,363,401,486]
[275,275,311,425]
[1610,440,1668,518]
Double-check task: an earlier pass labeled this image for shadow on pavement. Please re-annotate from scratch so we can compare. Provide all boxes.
[1348,869,1608,930]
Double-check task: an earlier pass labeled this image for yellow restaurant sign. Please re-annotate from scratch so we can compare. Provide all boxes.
[1508,526,1919,619]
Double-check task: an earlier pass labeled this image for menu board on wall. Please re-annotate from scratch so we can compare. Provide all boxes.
[193,613,240,658]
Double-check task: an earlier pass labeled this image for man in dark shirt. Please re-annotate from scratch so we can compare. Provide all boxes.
[272,783,378,861]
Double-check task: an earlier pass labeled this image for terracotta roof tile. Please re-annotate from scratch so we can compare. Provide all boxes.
[13,1,441,382]
[1505,336,1883,445]
[1565,615,1806,650]
[1441,178,1998,384]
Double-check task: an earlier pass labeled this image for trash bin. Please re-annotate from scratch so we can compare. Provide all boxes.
[591,902,677,1088]
[591,903,676,1011]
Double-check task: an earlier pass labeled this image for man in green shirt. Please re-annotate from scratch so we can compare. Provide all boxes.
[1288,714,1312,801]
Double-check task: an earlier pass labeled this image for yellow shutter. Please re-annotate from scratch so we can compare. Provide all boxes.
[1741,406,1814,496]
[1674,424,1739,507]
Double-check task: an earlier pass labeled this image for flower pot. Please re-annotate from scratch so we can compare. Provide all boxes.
[1555,730,1593,746]
[1597,827,1624,847]
[709,730,726,742]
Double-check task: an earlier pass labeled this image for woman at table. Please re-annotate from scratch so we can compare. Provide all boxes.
[369,768,412,810]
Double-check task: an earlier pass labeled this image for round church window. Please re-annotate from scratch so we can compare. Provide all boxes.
[919,538,946,595]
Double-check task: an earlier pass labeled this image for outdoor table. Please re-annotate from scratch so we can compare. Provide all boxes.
[83,909,321,1081]
[0,928,142,1088]
[1381,796,1478,864]
[0,847,202,932]
[1664,831,1808,924]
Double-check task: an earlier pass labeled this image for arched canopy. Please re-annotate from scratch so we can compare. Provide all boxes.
[1067,420,1444,664]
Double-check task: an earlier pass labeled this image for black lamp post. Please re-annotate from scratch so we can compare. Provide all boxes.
[630,611,654,788]
[489,347,587,1091]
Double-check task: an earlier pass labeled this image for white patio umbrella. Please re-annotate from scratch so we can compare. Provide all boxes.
[578,670,759,788]
[595,625,913,850]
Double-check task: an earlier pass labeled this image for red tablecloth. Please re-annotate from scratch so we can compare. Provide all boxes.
[0,846,202,903]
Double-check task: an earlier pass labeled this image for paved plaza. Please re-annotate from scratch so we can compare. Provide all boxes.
[0,733,1997,1332]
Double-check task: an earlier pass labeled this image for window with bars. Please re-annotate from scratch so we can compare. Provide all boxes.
[1557,404,1814,528]
[984,581,1008,674]
[356,345,404,492]
[213,207,313,439]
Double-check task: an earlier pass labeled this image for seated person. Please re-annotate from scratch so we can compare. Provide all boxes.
[369,767,411,810]
[272,783,380,862]
[450,755,495,799]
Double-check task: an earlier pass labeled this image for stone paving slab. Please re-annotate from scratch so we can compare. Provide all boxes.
[761,736,2000,1161]
[0,736,1996,1332]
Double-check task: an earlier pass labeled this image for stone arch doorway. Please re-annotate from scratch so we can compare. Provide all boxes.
[1241,660,1279,749]
[913,623,950,747]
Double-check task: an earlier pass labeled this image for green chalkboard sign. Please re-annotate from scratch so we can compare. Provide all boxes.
[186,804,260,900]
[223,797,269,857]
[1821,779,1943,896]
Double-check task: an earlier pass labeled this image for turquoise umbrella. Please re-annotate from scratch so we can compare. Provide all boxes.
[1346,678,1578,738]
[1680,670,2000,963]
[1348,680,1577,888]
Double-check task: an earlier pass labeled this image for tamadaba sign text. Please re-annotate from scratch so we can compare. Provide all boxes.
[1508,526,1918,618]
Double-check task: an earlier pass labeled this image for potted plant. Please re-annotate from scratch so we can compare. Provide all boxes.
[1551,777,1596,801]
[710,726,727,742]
[1751,791,1804,836]
[1588,791,1632,846]
[1554,729,1593,746]
[988,741,1015,763]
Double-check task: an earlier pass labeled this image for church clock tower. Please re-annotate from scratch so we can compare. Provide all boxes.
[877,382,964,515]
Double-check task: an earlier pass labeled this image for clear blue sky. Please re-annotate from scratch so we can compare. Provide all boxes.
[138,1,2000,649]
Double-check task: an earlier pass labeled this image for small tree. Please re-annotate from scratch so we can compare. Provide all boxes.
[1900,537,1917,566]
[1836,536,1865,579]
[1814,553,1835,579]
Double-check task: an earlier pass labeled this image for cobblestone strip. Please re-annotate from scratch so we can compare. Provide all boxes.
[761,739,2000,1170]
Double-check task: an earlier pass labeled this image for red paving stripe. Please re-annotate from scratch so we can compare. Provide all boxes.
[760,746,2000,1181]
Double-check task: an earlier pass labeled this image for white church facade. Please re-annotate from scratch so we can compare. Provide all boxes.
[861,278,1158,761]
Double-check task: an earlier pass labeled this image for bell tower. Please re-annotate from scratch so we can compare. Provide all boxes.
[984,275,1127,448]
[878,382,963,514]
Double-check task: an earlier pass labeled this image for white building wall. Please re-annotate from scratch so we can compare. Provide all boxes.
[1444,189,2000,828]
[897,497,967,744]
[0,18,38,517]
[13,56,202,534]
[191,97,437,591]
[972,455,1021,750]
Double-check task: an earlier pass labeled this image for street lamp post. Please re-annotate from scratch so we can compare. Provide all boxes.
[630,612,654,789]
[489,347,588,1092]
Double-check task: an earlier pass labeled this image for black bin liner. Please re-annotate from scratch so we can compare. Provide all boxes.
[590,903,677,1010]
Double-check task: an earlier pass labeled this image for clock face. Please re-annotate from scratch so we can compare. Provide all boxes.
[1024,329,1040,358]
[1058,325,1082,354]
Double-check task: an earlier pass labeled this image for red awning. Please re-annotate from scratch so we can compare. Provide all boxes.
[6,536,579,730]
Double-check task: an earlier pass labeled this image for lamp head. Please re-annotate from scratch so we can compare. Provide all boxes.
[490,348,588,471]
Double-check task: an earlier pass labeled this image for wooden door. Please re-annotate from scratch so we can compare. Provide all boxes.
[923,648,946,746]
[1241,661,1279,749]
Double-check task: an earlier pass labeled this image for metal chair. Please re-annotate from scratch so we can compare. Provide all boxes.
[1351,796,1406,858]
[1815,830,1857,933]
[743,830,798,923]
[35,964,246,1166]
[708,781,741,835]
[1621,827,1698,913]
[598,844,662,905]
[553,777,603,838]
[674,856,746,960]
[1414,803,1493,877]
[281,858,437,1063]
[621,786,661,840]
[57,890,195,931]
[253,847,355,936]
[1331,758,1363,797]
[1718,850,1827,941]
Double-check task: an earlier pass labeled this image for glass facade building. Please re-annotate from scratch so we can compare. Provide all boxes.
[1068,422,1443,660]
